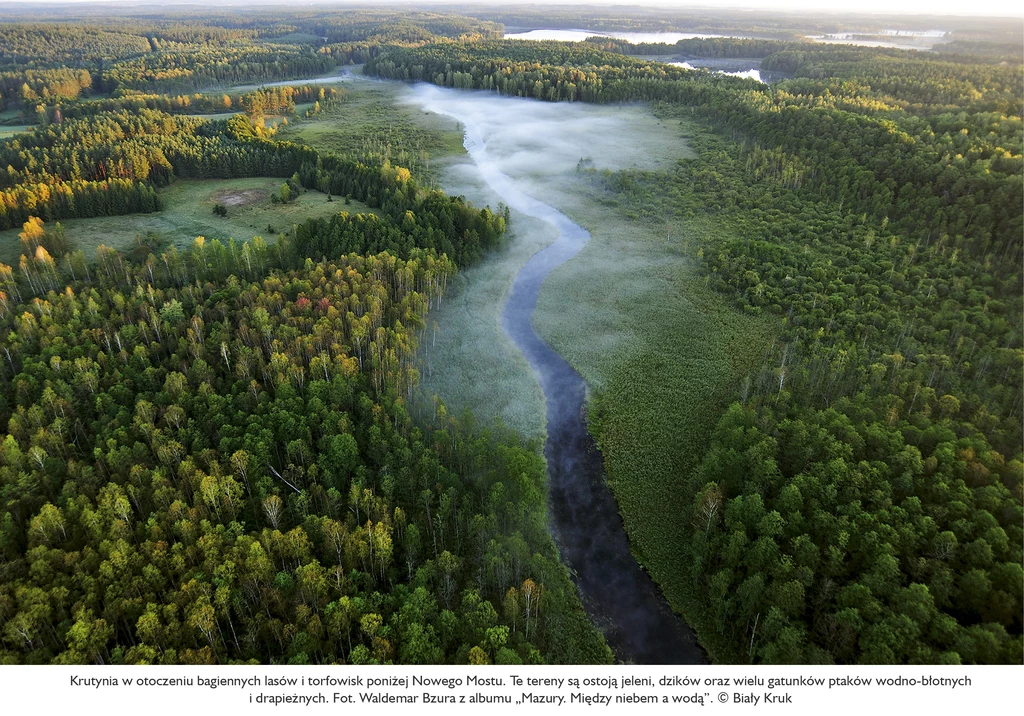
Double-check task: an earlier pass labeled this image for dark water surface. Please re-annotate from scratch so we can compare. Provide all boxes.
[419,88,705,664]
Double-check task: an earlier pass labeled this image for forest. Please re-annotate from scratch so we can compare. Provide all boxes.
[363,23,1022,664]
[0,8,605,666]
[0,5,1020,666]
[0,237,608,665]
[0,143,600,665]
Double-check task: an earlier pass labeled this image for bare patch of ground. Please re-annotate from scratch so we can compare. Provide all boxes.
[212,188,267,206]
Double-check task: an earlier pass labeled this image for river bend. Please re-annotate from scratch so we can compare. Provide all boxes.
[418,90,705,664]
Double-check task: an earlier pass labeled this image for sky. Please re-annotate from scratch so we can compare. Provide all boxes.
[436,1,1022,17]
[2,0,1022,18]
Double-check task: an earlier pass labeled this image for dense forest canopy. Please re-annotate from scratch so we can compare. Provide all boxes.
[364,17,1022,664]
[0,239,608,665]
[0,8,607,666]
[0,9,503,112]
[0,5,1020,666]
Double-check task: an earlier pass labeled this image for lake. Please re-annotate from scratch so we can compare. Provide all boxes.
[805,29,949,50]
[504,29,743,43]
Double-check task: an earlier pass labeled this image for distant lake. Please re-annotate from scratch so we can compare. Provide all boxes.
[669,62,764,84]
[673,57,791,84]
[805,29,948,50]
[504,27,949,52]
[504,29,742,43]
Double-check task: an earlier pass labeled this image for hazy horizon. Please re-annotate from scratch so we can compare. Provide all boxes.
[0,0,1021,20]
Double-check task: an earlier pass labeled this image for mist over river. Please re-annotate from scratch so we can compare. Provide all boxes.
[405,84,705,664]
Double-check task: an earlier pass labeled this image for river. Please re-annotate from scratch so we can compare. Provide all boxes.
[415,86,705,664]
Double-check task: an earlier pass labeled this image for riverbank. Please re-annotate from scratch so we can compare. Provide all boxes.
[402,87,692,439]
[411,84,705,662]
[392,84,778,662]
[534,175,773,662]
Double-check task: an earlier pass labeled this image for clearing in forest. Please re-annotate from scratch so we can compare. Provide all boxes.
[0,177,374,264]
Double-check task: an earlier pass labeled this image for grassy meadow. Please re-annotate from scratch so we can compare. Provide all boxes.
[0,178,375,264]
[417,169,553,443]
[0,125,33,139]
[278,79,467,179]
[0,76,365,263]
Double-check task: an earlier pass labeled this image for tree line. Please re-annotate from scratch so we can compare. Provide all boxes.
[365,40,1022,267]
[0,11,505,112]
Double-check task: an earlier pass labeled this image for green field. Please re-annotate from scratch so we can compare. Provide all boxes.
[185,111,239,121]
[0,77,456,267]
[212,68,351,94]
[0,177,375,264]
[0,125,33,138]
[187,111,293,126]
[279,79,467,178]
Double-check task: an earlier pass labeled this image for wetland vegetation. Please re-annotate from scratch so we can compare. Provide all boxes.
[0,4,1020,666]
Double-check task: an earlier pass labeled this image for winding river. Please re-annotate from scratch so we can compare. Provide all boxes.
[417,88,705,664]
